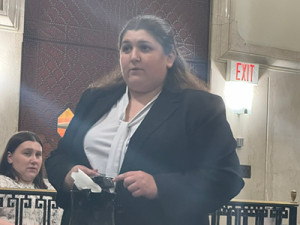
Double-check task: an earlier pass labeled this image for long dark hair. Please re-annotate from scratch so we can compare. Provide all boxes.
[90,15,207,91]
[0,131,47,189]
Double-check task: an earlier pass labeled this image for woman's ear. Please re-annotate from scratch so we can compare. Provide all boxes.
[7,152,13,164]
[166,49,176,68]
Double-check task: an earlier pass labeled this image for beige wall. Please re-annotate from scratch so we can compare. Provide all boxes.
[210,61,269,201]
[236,0,300,52]
[1,1,300,223]
[210,0,300,223]
[0,0,25,156]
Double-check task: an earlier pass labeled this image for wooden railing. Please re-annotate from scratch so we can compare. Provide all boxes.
[210,199,298,225]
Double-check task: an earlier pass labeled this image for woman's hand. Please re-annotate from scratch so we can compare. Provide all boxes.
[114,171,158,199]
[64,165,99,190]
[0,218,14,225]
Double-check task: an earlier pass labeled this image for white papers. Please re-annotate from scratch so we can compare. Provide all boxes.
[71,169,102,193]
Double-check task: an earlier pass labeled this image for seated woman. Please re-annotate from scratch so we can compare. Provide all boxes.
[0,131,62,225]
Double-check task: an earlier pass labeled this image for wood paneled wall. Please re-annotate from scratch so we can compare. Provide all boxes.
[19,0,210,159]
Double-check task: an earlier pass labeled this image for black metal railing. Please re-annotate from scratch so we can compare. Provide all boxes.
[0,188,298,225]
[210,199,298,225]
[0,188,59,225]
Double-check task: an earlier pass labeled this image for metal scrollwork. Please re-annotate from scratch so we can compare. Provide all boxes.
[210,200,298,225]
[0,188,58,225]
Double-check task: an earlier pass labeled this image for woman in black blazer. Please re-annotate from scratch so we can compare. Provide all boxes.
[46,15,244,225]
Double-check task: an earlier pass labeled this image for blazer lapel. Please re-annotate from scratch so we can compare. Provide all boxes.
[128,89,181,152]
[72,85,126,165]
[87,86,126,127]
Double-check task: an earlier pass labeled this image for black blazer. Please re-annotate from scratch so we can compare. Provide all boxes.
[46,84,244,225]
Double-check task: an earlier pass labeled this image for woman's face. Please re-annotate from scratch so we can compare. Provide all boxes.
[7,141,42,184]
[119,29,175,94]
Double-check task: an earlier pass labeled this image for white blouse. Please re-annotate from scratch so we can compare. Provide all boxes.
[84,88,160,178]
[0,175,63,225]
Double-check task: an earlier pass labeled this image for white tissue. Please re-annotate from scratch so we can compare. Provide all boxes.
[71,169,102,193]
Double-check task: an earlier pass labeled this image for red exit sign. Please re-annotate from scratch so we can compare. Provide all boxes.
[227,60,259,84]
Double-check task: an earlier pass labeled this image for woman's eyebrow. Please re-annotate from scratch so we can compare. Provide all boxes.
[22,148,33,151]
[137,40,152,45]
[22,148,42,152]
[121,40,130,44]
[121,39,151,44]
